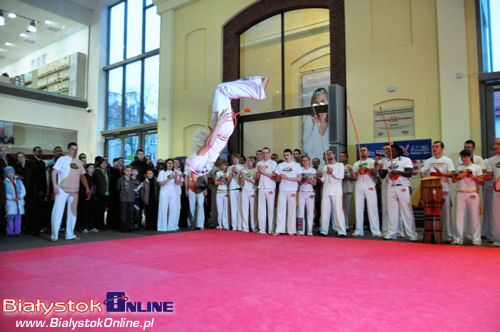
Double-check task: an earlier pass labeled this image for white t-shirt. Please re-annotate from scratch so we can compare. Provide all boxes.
[321,163,344,196]
[382,156,413,186]
[241,168,257,191]
[158,170,176,195]
[299,167,316,192]
[215,170,228,191]
[379,157,390,188]
[353,158,376,186]
[174,169,183,195]
[276,161,301,192]
[486,155,500,180]
[421,155,455,192]
[257,159,277,189]
[342,165,354,193]
[53,155,85,193]
[456,163,482,191]
[456,154,486,170]
[228,164,244,189]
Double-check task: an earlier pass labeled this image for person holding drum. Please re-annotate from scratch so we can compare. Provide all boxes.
[484,138,500,247]
[452,149,483,246]
[420,141,455,242]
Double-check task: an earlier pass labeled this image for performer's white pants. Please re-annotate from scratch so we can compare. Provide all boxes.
[216,191,229,229]
[157,193,177,231]
[211,77,266,126]
[354,184,381,236]
[297,191,315,235]
[320,194,346,235]
[240,188,256,232]
[174,194,181,229]
[491,191,500,246]
[258,189,275,234]
[229,190,241,231]
[482,183,494,239]
[275,191,297,234]
[381,184,389,234]
[51,188,78,240]
[441,191,452,241]
[455,192,481,245]
[343,192,352,229]
[386,185,417,240]
[188,190,205,228]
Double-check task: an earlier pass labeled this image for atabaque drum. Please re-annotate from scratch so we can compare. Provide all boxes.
[420,176,444,244]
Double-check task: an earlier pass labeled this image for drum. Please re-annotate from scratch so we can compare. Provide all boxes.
[420,176,444,244]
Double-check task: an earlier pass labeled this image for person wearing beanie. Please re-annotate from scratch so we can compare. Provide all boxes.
[4,166,26,236]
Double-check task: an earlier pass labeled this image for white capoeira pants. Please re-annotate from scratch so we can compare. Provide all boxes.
[386,185,417,240]
[51,188,78,240]
[211,76,266,127]
[491,191,500,246]
[216,191,229,229]
[188,190,205,228]
[343,192,352,229]
[275,191,297,234]
[354,184,381,236]
[320,194,346,235]
[297,191,315,235]
[441,191,452,241]
[240,188,256,232]
[157,193,177,231]
[455,191,481,245]
[229,189,241,231]
[258,188,275,234]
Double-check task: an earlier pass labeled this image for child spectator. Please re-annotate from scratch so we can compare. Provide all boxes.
[116,166,136,233]
[4,166,26,236]
[141,168,159,230]
[131,167,143,229]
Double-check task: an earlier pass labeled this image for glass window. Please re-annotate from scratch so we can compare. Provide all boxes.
[243,117,301,156]
[145,6,161,52]
[495,90,500,138]
[124,135,139,165]
[144,133,158,164]
[107,138,122,162]
[124,61,142,127]
[109,2,125,64]
[240,14,282,113]
[126,0,143,58]
[107,67,123,129]
[479,0,500,72]
[144,55,159,123]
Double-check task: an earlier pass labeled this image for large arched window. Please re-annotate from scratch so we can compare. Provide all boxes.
[223,0,345,155]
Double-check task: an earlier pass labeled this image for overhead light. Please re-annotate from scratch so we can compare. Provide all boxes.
[8,12,16,19]
[4,42,13,46]
[0,11,5,26]
[28,20,36,32]
[0,48,5,52]
[44,20,53,25]
[19,32,26,37]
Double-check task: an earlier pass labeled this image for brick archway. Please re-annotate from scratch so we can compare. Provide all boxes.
[223,0,345,153]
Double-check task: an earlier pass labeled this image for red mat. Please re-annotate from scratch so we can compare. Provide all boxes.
[1,230,499,331]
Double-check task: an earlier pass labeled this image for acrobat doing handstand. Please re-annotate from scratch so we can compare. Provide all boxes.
[185,76,269,181]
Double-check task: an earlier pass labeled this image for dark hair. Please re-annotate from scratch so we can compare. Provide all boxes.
[78,153,86,160]
[136,149,144,154]
[16,152,25,157]
[311,87,328,105]
[459,149,472,157]
[340,151,349,157]
[85,163,94,170]
[231,153,241,159]
[464,140,475,148]
[262,147,270,152]
[392,144,404,156]
[220,159,228,166]
[433,141,444,148]
[113,157,120,163]
[301,155,310,161]
[283,148,292,154]
[165,158,174,170]
[33,146,41,153]
[67,142,77,149]
[293,149,301,154]
[256,149,263,153]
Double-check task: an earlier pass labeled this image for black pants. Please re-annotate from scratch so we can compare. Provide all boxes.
[95,195,109,229]
[144,203,158,230]
[120,201,134,232]
[78,198,97,230]
[107,195,121,230]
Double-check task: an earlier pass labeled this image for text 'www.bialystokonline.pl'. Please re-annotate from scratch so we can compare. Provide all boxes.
[14,317,155,330]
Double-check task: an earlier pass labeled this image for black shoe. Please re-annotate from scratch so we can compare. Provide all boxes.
[338,234,346,238]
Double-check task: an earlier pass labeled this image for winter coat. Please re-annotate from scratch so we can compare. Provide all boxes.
[4,177,26,215]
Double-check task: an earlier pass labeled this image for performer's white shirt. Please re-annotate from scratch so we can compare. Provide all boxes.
[158,170,176,194]
[320,163,344,196]
[299,167,316,192]
[215,170,228,191]
[353,158,376,186]
[456,154,486,170]
[241,168,257,191]
[257,159,277,189]
[228,164,243,189]
[456,163,483,191]
[382,156,413,186]
[421,155,455,192]
[486,155,500,179]
[275,161,301,192]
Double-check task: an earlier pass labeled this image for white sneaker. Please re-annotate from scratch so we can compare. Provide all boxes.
[81,229,89,233]
[90,228,99,233]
